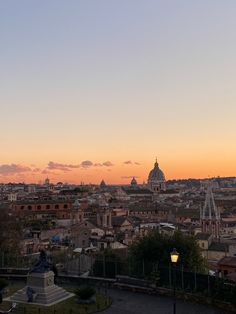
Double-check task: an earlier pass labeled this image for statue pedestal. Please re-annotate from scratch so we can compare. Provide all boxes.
[9,271,73,305]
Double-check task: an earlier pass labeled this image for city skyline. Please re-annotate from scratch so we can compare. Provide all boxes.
[1,1,236,183]
[0,158,235,184]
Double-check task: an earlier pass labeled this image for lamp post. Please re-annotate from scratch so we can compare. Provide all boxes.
[170,248,179,314]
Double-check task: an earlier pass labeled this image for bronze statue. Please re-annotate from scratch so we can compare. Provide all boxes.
[31,250,50,273]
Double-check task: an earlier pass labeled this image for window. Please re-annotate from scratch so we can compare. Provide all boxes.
[28,205,32,210]
[46,205,50,209]
[64,204,68,209]
[55,204,59,209]
[37,205,41,210]
[21,206,25,210]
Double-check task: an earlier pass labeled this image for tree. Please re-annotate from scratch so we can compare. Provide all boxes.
[129,230,206,272]
[0,208,22,254]
[93,249,123,278]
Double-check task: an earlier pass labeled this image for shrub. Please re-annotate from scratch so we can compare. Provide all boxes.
[75,286,95,300]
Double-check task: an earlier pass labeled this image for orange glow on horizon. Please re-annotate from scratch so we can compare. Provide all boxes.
[0,158,235,184]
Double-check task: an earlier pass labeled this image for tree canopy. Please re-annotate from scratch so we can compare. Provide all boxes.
[129,230,206,272]
[0,208,22,254]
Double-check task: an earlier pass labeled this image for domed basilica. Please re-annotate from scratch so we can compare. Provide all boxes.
[147,159,166,193]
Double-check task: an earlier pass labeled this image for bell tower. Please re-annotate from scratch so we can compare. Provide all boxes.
[71,199,84,224]
[96,208,112,229]
[200,181,221,239]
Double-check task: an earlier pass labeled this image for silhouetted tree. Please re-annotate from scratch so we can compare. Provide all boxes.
[130,230,206,272]
[0,209,22,254]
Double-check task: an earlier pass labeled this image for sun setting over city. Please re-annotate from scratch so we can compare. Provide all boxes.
[1,1,236,314]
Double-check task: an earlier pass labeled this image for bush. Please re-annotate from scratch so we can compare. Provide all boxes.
[75,286,96,300]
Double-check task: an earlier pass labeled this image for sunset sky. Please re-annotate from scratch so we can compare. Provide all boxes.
[1,1,236,184]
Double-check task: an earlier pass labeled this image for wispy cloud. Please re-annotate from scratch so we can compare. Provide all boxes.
[123,160,132,165]
[46,160,114,171]
[0,164,32,176]
[102,161,114,167]
[47,161,80,171]
[80,160,93,168]
[94,161,114,167]
[123,160,141,165]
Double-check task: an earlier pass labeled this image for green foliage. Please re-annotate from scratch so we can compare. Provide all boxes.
[116,232,125,242]
[92,249,123,278]
[0,278,8,291]
[0,209,22,254]
[149,270,160,286]
[75,286,96,300]
[129,230,206,272]
[229,284,236,304]
[1,290,111,313]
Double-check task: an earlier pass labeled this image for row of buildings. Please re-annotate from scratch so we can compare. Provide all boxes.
[1,160,236,279]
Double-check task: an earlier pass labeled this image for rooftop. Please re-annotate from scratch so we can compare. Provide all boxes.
[195,233,212,241]
[218,256,236,267]
[209,242,229,252]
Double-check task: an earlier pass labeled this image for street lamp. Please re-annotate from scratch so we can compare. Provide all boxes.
[170,248,179,314]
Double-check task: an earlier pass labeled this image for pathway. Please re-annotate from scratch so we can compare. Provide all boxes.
[102,288,230,314]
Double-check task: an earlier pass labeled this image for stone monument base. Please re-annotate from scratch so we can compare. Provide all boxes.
[9,271,73,306]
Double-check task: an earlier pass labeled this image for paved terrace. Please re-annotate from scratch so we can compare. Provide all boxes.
[102,288,230,314]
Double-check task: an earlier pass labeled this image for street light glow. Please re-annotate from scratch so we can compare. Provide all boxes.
[170,248,179,264]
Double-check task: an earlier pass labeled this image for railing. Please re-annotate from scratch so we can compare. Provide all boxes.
[1,252,236,305]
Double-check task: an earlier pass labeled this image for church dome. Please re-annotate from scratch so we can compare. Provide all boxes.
[148,160,165,182]
[131,177,137,185]
[100,179,106,188]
